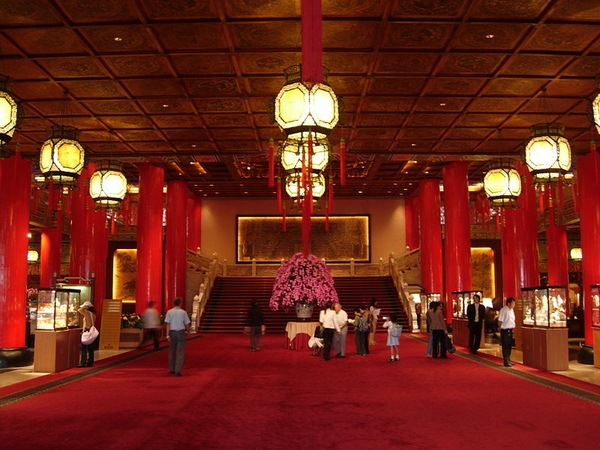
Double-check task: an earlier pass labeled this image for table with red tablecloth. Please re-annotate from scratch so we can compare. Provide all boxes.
[284,321,320,351]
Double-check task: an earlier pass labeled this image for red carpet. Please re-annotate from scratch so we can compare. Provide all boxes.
[1,334,599,450]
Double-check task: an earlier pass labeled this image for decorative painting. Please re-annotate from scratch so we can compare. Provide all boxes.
[237,216,370,263]
[471,247,495,298]
[113,249,137,300]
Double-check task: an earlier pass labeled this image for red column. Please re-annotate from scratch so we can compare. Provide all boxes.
[0,154,32,349]
[418,179,443,295]
[501,207,521,300]
[577,152,600,345]
[136,164,164,315]
[165,181,188,309]
[546,209,568,288]
[404,195,419,251]
[187,196,202,251]
[91,208,108,317]
[516,162,540,288]
[443,162,472,323]
[40,208,63,288]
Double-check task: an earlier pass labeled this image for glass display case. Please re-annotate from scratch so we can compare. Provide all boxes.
[591,285,600,328]
[36,288,81,330]
[521,286,567,328]
[451,291,482,319]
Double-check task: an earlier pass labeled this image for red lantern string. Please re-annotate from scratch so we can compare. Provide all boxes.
[110,211,116,234]
[301,0,323,84]
[328,175,334,212]
[268,138,275,188]
[308,133,314,215]
[276,176,282,212]
[558,177,564,213]
[282,202,287,232]
[325,201,329,231]
[339,138,346,186]
[123,197,130,231]
[572,173,578,213]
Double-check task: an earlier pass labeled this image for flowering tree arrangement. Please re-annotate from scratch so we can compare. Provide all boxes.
[270,253,339,311]
[121,313,144,329]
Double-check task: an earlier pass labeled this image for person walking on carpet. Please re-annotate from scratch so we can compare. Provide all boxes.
[498,297,516,367]
[143,300,161,351]
[333,302,348,358]
[164,297,191,377]
[467,294,486,355]
[383,313,402,361]
[429,301,448,359]
[246,299,265,352]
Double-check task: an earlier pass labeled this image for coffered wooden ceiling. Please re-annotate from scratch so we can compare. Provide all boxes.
[1,0,599,197]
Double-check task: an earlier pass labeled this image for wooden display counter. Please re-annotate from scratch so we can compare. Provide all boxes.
[33,328,81,373]
[594,329,600,368]
[521,327,568,371]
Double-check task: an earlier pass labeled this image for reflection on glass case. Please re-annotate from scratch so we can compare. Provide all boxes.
[521,286,567,328]
[36,288,81,330]
[451,291,483,319]
[591,285,600,328]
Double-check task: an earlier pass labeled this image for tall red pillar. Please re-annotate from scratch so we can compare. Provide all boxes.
[136,164,164,315]
[516,162,540,289]
[404,194,419,251]
[443,162,472,323]
[501,207,521,300]
[40,208,63,288]
[577,151,600,344]
[418,179,444,295]
[546,209,568,288]
[187,196,202,251]
[165,181,188,310]
[0,154,32,352]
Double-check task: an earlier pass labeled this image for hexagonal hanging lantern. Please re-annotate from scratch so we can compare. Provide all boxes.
[274,65,338,140]
[39,125,86,186]
[89,162,128,209]
[280,136,330,172]
[524,123,571,182]
[285,171,326,199]
[0,75,22,145]
[483,163,522,207]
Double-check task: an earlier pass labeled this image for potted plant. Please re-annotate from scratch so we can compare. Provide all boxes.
[120,313,144,348]
[270,253,338,319]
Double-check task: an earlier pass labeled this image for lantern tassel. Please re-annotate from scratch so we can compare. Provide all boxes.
[340,138,346,186]
[268,138,275,188]
[325,201,329,231]
[276,176,282,212]
[282,202,287,232]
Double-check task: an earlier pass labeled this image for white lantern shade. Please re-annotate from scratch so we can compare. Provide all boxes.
[285,172,326,199]
[39,126,85,185]
[484,166,522,206]
[0,76,21,144]
[89,165,128,207]
[570,247,582,261]
[27,250,39,262]
[525,123,571,181]
[280,137,330,172]
[592,89,600,134]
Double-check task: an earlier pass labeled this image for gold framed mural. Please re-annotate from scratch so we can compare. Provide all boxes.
[113,249,137,301]
[237,215,370,263]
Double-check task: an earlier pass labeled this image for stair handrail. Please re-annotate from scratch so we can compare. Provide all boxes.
[388,252,420,332]
[189,250,224,333]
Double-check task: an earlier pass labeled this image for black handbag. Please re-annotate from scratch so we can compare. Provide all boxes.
[446,334,456,354]
[314,326,324,339]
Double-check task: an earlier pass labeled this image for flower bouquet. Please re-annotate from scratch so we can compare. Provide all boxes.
[270,253,339,311]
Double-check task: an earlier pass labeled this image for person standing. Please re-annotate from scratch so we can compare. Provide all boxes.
[383,313,402,361]
[319,301,339,361]
[498,297,516,367]
[247,299,265,352]
[164,298,191,377]
[467,294,486,355]
[368,298,381,345]
[333,303,348,358]
[429,301,448,359]
[77,301,97,367]
[143,301,161,351]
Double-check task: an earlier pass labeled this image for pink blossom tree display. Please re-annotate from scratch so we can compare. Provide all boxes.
[270,253,339,311]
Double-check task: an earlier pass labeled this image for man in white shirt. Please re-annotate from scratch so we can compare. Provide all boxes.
[164,298,191,376]
[333,303,348,358]
[319,302,340,361]
[498,297,516,367]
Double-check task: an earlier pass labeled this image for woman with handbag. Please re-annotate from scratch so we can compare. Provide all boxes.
[78,302,98,367]
[428,302,448,359]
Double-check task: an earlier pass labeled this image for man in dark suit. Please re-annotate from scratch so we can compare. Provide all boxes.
[467,294,486,355]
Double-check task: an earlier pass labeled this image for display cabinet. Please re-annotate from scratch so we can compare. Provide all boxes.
[36,288,81,330]
[451,291,482,319]
[521,286,567,328]
[591,285,600,328]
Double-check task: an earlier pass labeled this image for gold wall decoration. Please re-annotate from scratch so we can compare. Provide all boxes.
[113,249,137,301]
[237,215,370,263]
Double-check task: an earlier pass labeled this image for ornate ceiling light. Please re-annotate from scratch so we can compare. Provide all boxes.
[89,162,128,209]
[274,65,338,140]
[0,74,22,145]
[39,125,85,186]
[524,123,571,183]
[570,247,582,261]
[483,162,522,207]
[280,135,330,172]
[285,172,326,200]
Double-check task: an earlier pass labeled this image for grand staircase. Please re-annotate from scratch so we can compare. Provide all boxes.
[198,276,409,333]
